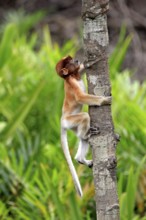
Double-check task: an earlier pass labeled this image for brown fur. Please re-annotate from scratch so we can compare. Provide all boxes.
[56,55,111,119]
[55,55,111,196]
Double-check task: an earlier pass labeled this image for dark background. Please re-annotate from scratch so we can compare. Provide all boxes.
[0,0,146,81]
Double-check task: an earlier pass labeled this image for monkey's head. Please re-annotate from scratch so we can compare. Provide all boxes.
[56,55,80,78]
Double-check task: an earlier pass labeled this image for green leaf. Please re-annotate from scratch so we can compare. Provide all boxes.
[0,23,17,68]
[1,79,45,140]
[69,193,83,220]
[109,25,132,79]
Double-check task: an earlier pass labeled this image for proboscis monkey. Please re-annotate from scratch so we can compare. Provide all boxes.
[56,55,111,196]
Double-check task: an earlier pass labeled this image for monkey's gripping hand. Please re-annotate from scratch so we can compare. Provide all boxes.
[84,57,103,69]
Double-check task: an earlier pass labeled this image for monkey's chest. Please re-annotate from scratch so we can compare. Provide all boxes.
[78,80,85,92]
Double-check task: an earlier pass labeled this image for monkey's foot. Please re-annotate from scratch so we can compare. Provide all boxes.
[75,157,93,168]
[114,133,120,142]
[90,126,100,135]
[86,160,93,168]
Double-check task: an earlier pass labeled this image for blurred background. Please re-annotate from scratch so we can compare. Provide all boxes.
[1,0,146,81]
[0,0,146,220]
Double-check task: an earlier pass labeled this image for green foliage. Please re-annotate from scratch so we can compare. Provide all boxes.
[109,25,132,79]
[0,11,146,220]
[113,72,146,170]
[118,157,146,220]
[0,10,44,36]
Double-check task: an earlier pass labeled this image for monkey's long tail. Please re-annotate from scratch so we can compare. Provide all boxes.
[61,127,83,197]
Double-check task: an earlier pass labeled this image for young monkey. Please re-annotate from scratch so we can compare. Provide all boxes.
[56,55,111,197]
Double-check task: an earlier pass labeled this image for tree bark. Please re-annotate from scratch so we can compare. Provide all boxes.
[82,1,120,219]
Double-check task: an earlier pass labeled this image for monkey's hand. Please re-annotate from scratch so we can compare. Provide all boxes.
[98,96,112,106]
[84,56,103,69]
[103,96,112,105]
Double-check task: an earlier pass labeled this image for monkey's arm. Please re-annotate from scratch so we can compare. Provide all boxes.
[79,63,85,74]
[79,58,103,74]
[68,77,111,106]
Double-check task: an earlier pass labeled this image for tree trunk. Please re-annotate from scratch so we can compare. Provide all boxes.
[82,1,120,219]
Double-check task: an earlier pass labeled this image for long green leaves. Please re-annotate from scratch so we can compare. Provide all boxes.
[1,79,45,140]
[0,24,17,68]
[109,25,132,79]
[0,11,84,220]
[118,157,146,220]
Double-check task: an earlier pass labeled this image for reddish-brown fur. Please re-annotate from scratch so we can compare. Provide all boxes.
[56,55,111,135]
[55,55,111,196]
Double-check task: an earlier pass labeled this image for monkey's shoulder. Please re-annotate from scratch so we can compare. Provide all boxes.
[65,78,85,92]
[67,77,85,91]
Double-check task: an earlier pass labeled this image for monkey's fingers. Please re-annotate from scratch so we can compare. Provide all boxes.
[90,126,100,135]
[76,158,93,168]
[107,96,112,104]
[103,96,112,105]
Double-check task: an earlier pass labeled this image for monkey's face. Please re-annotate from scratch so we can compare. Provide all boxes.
[65,58,80,74]
[56,56,80,78]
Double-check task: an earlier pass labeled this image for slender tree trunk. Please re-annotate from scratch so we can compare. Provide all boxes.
[82,1,120,219]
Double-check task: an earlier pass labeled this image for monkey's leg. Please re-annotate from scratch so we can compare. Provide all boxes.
[62,113,92,167]
[74,139,93,168]
[62,112,90,138]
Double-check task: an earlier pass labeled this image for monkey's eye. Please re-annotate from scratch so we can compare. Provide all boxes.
[74,60,79,64]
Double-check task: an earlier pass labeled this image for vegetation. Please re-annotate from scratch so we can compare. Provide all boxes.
[0,11,146,220]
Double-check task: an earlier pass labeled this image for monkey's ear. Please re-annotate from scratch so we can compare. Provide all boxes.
[61,68,69,76]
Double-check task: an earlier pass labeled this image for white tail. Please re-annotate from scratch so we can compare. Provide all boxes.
[61,127,83,197]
